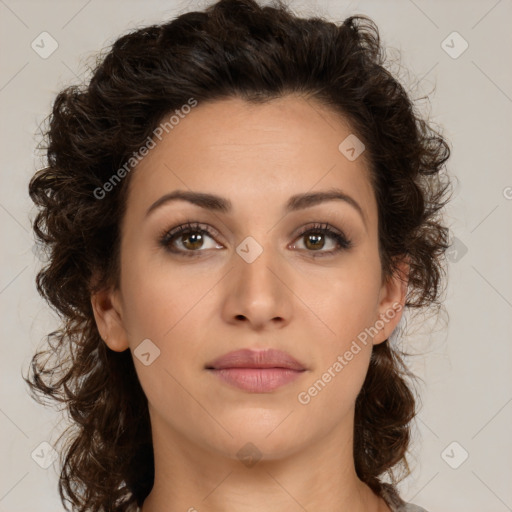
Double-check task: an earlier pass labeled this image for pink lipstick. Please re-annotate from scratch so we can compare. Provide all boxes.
[205,348,306,393]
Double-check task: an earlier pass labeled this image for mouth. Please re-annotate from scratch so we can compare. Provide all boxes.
[205,348,307,393]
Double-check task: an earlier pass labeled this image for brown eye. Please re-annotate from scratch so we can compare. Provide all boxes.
[292,223,352,256]
[303,232,326,251]
[178,231,206,250]
[159,222,223,256]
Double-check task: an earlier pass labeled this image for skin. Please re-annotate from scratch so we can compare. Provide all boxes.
[91,95,407,512]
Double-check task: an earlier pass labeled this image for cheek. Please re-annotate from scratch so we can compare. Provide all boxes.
[294,344,371,437]
[297,256,381,412]
[119,256,222,399]
[120,252,216,342]
[306,262,382,343]
[120,262,214,421]
[293,269,379,421]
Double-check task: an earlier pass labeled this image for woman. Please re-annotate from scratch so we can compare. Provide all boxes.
[25,0,451,511]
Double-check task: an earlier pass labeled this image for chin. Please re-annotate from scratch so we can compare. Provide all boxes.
[206,413,314,460]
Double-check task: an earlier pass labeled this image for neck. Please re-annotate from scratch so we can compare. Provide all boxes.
[140,408,389,512]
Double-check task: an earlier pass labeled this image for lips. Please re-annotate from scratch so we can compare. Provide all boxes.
[205,348,307,393]
[205,348,306,371]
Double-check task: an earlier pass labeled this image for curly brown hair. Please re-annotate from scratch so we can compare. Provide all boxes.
[24,0,451,510]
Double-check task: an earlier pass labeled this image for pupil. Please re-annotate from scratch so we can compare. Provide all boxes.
[306,233,324,250]
[184,232,203,249]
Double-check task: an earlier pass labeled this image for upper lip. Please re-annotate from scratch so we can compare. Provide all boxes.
[205,348,306,371]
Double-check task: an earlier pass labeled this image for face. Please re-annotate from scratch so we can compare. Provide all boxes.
[92,95,405,462]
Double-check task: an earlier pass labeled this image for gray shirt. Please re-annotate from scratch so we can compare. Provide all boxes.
[127,483,430,511]
[129,502,429,511]
[381,482,430,512]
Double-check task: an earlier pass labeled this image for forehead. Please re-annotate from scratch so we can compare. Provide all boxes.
[124,95,376,222]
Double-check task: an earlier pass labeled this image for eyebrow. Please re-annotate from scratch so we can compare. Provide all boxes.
[145,188,366,226]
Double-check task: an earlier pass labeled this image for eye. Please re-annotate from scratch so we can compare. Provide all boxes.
[291,223,352,256]
[159,221,352,258]
[159,222,223,256]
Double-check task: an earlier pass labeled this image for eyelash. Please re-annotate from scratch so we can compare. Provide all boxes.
[158,221,352,258]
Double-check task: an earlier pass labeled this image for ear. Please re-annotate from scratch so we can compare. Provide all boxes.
[372,257,409,345]
[90,286,130,352]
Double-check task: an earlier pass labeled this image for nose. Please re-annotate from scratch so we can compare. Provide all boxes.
[220,241,293,331]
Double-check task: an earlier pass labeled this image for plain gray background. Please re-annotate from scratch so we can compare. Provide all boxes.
[1,0,511,511]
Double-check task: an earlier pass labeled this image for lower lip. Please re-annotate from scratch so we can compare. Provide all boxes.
[208,368,304,392]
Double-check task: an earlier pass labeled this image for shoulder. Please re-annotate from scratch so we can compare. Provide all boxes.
[400,504,430,512]
[380,482,431,512]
